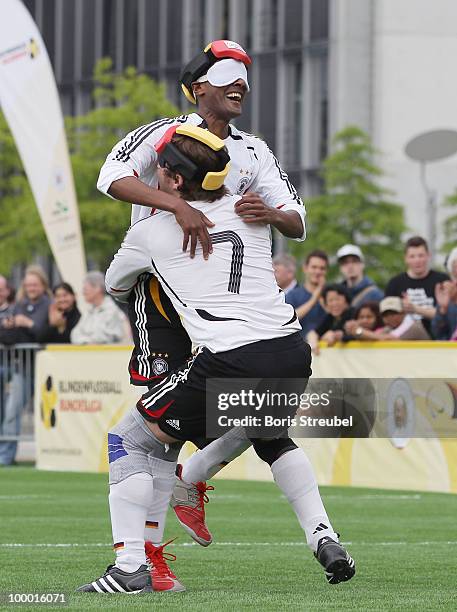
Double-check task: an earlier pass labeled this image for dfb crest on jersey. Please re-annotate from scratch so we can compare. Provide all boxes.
[152,358,168,376]
[236,176,250,194]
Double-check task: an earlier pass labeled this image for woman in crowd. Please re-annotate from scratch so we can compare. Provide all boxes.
[306,284,354,353]
[38,283,81,344]
[0,265,51,344]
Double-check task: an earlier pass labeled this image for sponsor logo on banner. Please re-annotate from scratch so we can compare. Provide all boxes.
[57,378,122,413]
[51,201,69,218]
[54,167,65,191]
[0,37,39,64]
[56,231,79,250]
[40,375,58,430]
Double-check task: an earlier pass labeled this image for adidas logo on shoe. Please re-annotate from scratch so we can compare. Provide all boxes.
[76,564,152,593]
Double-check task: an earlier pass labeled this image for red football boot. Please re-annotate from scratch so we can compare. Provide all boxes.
[170,476,214,546]
[144,539,186,592]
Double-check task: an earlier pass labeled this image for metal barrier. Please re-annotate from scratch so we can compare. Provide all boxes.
[0,344,42,463]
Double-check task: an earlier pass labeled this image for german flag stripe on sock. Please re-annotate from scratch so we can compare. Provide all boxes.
[113,542,125,550]
[145,521,159,529]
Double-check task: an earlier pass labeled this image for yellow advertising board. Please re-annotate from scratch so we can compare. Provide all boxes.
[34,342,457,493]
[35,345,141,472]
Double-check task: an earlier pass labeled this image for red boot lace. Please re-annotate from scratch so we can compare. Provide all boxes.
[194,482,215,512]
[147,539,177,577]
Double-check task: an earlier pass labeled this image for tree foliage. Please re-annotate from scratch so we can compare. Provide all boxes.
[0,113,50,275]
[291,126,407,287]
[442,192,457,254]
[0,58,180,276]
[67,58,180,269]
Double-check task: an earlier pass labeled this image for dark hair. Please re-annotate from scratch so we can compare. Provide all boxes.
[305,249,329,265]
[165,134,229,203]
[53,282,76,296]
[405,236,428,253]
[322,283,350,304]
[354,301,383,329]
[5,281,15,304]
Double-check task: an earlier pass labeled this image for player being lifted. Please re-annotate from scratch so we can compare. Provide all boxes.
[77,127,355,593]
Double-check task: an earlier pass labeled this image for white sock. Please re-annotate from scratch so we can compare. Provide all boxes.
[144,458,177,547]
[181,428,251,483]
[109,472,154,572]
[271,448,338,552]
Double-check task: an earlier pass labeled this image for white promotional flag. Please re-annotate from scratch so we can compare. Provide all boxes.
[0,0,86,295]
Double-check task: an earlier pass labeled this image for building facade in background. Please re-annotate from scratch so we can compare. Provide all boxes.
[330,0,457,258]
[22,0,329,201]
[21,0,457,251]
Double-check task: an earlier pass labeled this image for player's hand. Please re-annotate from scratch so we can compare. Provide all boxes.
[234,192,274,225]
[174,202,215,259]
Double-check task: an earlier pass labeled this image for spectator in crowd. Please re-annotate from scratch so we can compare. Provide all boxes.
[432,249,457,340]
[0,265,51,344]
[286,250,328,338]
[273,253,297,294]
[0,276,14,324]
[433,281,457,340]
[0,276,15,444]
[37,283,81,344]
[348,297,430,341]
[385,236,449,336]
[306,284,354,353]
[344,301,384,339]
[71,271,129,345]
[0,265,51,466]
[337,244,383,307]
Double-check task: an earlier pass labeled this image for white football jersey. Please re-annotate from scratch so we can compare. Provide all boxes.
[105,194,301,353]
[97,112,306,240]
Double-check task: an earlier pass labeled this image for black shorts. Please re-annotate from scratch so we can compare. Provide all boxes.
[128,274,192,386]
[136,332,312,441]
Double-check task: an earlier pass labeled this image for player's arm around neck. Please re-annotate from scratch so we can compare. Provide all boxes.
[108,176,184,214]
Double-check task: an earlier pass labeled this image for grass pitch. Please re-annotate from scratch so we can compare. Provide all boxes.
[0,467,456,611]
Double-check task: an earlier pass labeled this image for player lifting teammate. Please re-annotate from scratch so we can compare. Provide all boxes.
[96,39,310,587]
[97,43,307,560]
[77,126,355,593]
